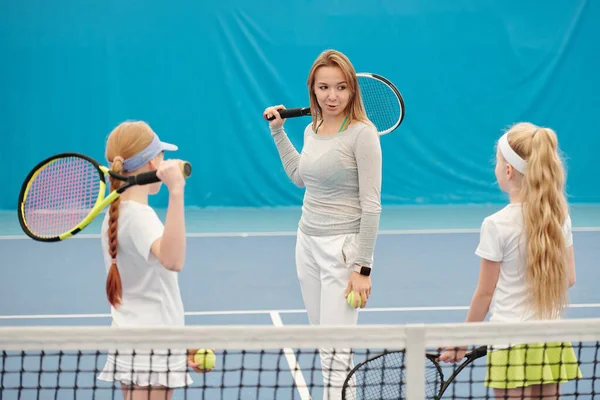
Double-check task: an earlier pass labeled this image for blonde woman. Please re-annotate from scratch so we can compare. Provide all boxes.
[439,123,582,399]
[263,49,382,399]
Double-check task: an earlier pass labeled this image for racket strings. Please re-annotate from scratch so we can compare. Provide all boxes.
[22,157,101,237]
[425,358,444,398]
[358,76,402,133]
[344,351,408,399]
[344,352,445,399]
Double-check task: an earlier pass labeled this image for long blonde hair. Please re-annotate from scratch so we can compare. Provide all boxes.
[104,121,155,308]
[504,122,569,319]
[306,49,370,131]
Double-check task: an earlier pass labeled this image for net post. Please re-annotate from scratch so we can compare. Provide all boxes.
[405,323,425,400]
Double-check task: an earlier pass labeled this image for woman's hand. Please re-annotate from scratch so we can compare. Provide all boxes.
[345,270,371,308]
[437,346,468,363]
[263,105,287,129]
[186,348,215,373]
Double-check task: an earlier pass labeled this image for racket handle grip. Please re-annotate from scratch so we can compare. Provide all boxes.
[133,161,193,186]
[265,107,311,121]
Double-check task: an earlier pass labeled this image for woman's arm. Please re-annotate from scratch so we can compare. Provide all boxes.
[345,125,382,307]
[465,258,501,322]
[270,125,304,188]
[438,258,500,363]
[353,125,382,267]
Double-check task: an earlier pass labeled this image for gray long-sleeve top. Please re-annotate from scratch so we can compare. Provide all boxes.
[270,121,382,267]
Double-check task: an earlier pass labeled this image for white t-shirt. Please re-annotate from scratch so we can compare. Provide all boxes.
[100,201,186,328]
[98,201,189,376]
[475,203,573,323]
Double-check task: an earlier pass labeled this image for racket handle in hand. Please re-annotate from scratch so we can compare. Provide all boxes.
[265,107,311,121]
[133,161,193,186]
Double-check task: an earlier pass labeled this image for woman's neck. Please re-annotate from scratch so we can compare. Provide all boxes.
[118,186,149,204]
[318,114,350,135]
[507,187,522,204]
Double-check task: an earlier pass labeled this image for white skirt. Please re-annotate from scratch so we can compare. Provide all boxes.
[97,349,193,388]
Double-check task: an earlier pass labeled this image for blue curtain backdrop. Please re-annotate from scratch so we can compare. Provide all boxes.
[1,0,597,209]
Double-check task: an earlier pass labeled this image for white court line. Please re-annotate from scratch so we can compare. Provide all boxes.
[1,226,599,240]
[1,303,599,320]
[270,311,312,400]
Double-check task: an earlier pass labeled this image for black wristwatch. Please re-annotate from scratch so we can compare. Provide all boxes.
[354,264,372,277]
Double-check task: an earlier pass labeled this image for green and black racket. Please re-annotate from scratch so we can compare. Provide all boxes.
[342,346,487,399]
[17,152,192,242]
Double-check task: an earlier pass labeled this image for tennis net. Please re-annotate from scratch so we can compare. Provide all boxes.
[1,318,599,399]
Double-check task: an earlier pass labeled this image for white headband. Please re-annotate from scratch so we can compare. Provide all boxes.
[498,133,527,174]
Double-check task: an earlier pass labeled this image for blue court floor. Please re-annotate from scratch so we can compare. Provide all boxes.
[1,204,599,399]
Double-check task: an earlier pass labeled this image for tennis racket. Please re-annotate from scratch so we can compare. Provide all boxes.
[17,152,192,242]
[341,346,487,400]
[265,72,405,136]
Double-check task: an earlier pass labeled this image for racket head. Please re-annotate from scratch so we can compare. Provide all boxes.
[342,349,446,400]
[356,72,405,136]
[342,350,407,400]
[341,347,488,400]
[17,153,108,242]
[424,353,446,399]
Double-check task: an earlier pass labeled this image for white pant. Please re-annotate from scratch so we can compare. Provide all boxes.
[296,228,360,400]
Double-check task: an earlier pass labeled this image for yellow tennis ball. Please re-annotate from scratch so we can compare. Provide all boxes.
[346,291,362,309]
[194,349,216,370]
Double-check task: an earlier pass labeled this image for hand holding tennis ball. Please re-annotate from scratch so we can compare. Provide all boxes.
[346,291,363,309]
[345,271,371,309]
[187,348,216,372]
